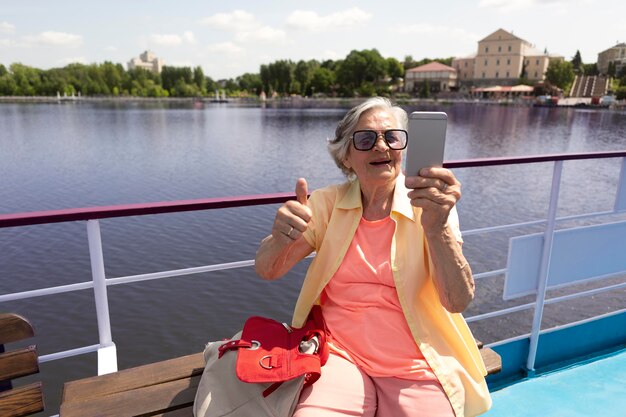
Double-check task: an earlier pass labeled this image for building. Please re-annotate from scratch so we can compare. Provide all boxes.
[452,29,563,88]
[127,51,164,74]
[404,61,457,94]
[597,43,626,75]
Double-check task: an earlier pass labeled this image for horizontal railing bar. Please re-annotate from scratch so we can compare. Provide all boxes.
[473,269,507,280]
[0,192,295,228]
[462,220,546,236]
[39,344,100,363]
[2,151,624,229]
[107,252,316,286]
[465,302,535,323]
[106,260,256,286]
[462,209,623,236]
[544,281,626,305]
[465,281,626,323]
[444,150,626,169]
[0,281,94,303]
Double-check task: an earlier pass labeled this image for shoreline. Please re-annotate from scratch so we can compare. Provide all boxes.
[1,95,624,110]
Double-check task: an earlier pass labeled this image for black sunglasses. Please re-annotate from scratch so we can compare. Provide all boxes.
[352,129,408,151]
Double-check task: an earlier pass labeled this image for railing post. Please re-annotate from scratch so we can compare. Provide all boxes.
[86,220,118,375]
[615,157,626,212]
[526,160,563,373]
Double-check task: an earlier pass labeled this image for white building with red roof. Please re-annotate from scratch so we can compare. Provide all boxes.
[404,61,457,94]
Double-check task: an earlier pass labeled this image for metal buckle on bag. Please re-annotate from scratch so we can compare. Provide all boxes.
[260,355,274,369]
[246,340,261,350]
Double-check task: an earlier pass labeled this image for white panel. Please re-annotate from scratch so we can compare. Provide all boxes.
[504,221,626,299]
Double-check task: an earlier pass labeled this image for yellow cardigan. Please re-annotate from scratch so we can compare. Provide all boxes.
[295,175,491,417]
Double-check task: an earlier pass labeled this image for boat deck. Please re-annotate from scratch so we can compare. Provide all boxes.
[485,348,626,417]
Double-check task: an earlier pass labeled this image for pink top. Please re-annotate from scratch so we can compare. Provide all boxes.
[321,216,437,380]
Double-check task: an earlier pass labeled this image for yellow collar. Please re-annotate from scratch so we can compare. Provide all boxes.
[336,174,417,222]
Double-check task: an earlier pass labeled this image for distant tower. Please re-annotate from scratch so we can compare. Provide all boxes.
[127,51,164,73]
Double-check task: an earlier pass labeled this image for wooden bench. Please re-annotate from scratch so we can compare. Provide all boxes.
[0,313,44,417]
[60,340,501,417]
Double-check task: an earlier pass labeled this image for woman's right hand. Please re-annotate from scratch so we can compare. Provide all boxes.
[271,178,312,245]
[256,178,314,280]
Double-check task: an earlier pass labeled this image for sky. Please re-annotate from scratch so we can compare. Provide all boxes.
[1,0,624,80]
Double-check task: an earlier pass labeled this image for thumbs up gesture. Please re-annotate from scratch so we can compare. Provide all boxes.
[272,178,312,244]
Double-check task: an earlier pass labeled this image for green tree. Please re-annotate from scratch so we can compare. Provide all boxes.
[403,55,418,71]
[310,67,335,95]
[386,57,404,82]
[237,72,262,94]
[583,63,598,76]
[545,60,575,91]
[419,80,430,98]
[607,62,616,77]
[0,70,17,95]
[294,60,319,96]
[571,50,582,74]
[193,66,206,94]
[10,63,41,95]
[0,64,7,77]
[336,49,386,96]
[267,60,295,94]
[260,64,271,94]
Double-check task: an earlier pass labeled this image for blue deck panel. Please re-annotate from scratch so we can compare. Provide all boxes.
[485,349,626,417]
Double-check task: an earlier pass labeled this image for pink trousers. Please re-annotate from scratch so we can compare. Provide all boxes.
[293,353,455,417]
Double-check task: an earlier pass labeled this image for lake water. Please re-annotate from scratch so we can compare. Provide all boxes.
[1,100,626,415]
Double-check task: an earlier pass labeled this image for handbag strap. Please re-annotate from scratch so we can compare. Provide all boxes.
[217,339,257,359]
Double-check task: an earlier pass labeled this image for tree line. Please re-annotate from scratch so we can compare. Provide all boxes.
[1,48,624,99]
[0,49,450,99]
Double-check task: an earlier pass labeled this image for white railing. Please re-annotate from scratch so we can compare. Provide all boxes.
[1,151,625,375]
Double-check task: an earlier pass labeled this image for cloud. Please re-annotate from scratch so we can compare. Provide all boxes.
[24,31,83,47]
[0,21,15,34]
[389,23,479,41]
[206,41,244,54]
[58,56,88,65]
[200,10,259,31]
[148,31,198,46]
[149,33,183,46]
[478,0,565,11]
[286,8,372,31]
[105,45,118,52]
[235,26,287,43]
[183,31,197,44]
[322,50,343,60]
[0,39,16,47]
[169,60,195,68]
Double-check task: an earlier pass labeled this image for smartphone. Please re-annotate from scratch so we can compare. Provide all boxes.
[404,112,448,178]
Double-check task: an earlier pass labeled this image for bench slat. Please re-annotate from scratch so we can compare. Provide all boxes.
[152,406,194,417]
[61,375,200,417]
[481,347,502,375]
[0,346,39,382]
[62,352,204,403]
[0,314,35,345]
[0,382,44,417]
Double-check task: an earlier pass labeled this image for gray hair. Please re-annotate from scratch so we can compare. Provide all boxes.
[328,97,408,177]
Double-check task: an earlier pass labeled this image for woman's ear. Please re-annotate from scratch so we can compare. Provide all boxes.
[342,158,351,169]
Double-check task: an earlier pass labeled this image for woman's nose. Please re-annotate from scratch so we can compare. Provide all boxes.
[373,134,389,151]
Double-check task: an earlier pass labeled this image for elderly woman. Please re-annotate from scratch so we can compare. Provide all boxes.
[255,97,491,417]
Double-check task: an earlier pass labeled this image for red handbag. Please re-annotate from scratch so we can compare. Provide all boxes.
[218,306,328,397]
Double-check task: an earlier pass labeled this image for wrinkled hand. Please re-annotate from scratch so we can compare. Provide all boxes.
[405,167,461,234]
[272,178,312,245]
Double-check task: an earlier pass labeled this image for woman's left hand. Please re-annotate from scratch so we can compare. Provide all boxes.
[405,167,461,234]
